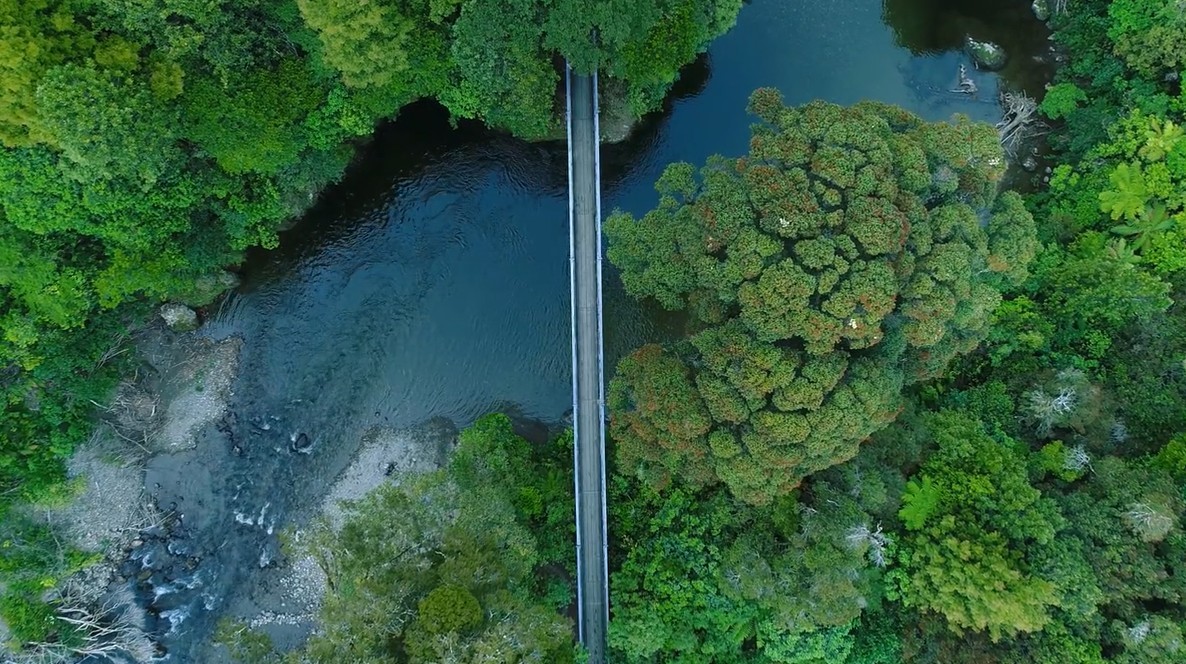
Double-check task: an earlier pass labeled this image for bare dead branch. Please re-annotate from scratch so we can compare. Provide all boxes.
[996,91,1038,156]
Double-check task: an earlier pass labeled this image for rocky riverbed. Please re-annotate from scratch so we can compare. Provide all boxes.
[33,319,464,662]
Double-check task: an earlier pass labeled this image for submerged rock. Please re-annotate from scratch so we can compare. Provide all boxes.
[1032,0,1050,22]
[160,303,199,332]
[966,37,1007,71]
[291,431,312,453]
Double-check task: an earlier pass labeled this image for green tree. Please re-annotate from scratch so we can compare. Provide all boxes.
[0,0,96,147]
[889,412,1063,641]
[292,415,575,663]
[1036,246,1172,342]
[1107,0,1186,78]
[443,0,559,138]
[608,488,758,662]
[1055,456,1185,612]
[607,90,1036,504]
[296,0,418,89]
[181,61,326,176]
[35,63,182,186]
[1098,162,1150,222]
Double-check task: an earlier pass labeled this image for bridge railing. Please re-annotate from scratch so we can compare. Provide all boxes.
[592,67,609,630]
[565,63,610,660]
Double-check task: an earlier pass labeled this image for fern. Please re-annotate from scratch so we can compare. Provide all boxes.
[898,476,940,531]
[1099,162,1150,221]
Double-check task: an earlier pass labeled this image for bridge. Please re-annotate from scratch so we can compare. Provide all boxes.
[566,65,609,662]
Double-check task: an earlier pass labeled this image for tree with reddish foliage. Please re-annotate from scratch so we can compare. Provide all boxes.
[609,344,715,491]
[606,89,1036,505]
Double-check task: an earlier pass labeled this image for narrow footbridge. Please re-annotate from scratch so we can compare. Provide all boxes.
[566,65,609,662]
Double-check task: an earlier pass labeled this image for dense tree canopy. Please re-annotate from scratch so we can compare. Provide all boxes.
[608,459,891,662]
[606,89,1037,504]
[889,412,1063,641]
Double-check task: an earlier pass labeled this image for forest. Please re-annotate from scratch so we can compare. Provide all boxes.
[0,0,739,654]
[1,0,1185,662]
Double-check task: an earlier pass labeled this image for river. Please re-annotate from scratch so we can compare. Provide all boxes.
[135,0,1052,659]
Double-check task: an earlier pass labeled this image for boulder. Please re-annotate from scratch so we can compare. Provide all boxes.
[966,38,1007,71]
[160,303,199,332]
[291,431,313,453]
[1032,0,1050,22]
[182,269,242,308]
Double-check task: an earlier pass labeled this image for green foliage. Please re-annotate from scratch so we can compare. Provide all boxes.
[182,61,327,176]
[1040,83,1088,121]
[296,0,742,136]
[1033,441,1088,482]
[213,618,286,664]
[296,0,417,88]
[1049,455,1186,656]
[608,344,714,491]
[291,415,574,663]
[890,412,1063,641]
[1107,0,1186,78]
[845,611,902,664]
[608,446,894,663]
[546,0,741,113]
[1111,203,1177,252]
[0,590,60,647]
[607,90,1035,504]
[36,63,182,186]
[1036,245,1172,345]
[1152,434,1186,483]
[898,476,939,530]
[0,0,97,147]
[1098,162,1151,222]
[444,0,558,139]
[608,489,751,661]
[416,585,483,635]
[759,623,854,663]
[0,508,96,647]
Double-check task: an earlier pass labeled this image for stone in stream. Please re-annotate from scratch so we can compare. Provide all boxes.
[290,431,312,453]
[966,37,1007,71]
[1031,0,1051,22]
[159,303,199,332]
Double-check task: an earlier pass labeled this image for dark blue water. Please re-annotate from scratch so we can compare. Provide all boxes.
[153,0,1051,658]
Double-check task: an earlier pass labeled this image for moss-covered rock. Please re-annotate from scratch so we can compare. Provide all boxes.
[966,37,1007,71]
[159,303,198,332]
[1032,0,1051,22]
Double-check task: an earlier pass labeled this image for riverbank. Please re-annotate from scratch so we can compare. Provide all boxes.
[0,318,241,662]
[224,419,455,654]
[13,312,469,661]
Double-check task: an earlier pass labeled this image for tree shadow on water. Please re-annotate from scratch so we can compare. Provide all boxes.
[599,53,712,193]
[883,0,1055,94]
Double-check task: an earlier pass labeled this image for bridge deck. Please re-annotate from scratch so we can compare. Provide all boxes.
[566,66,609,663]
